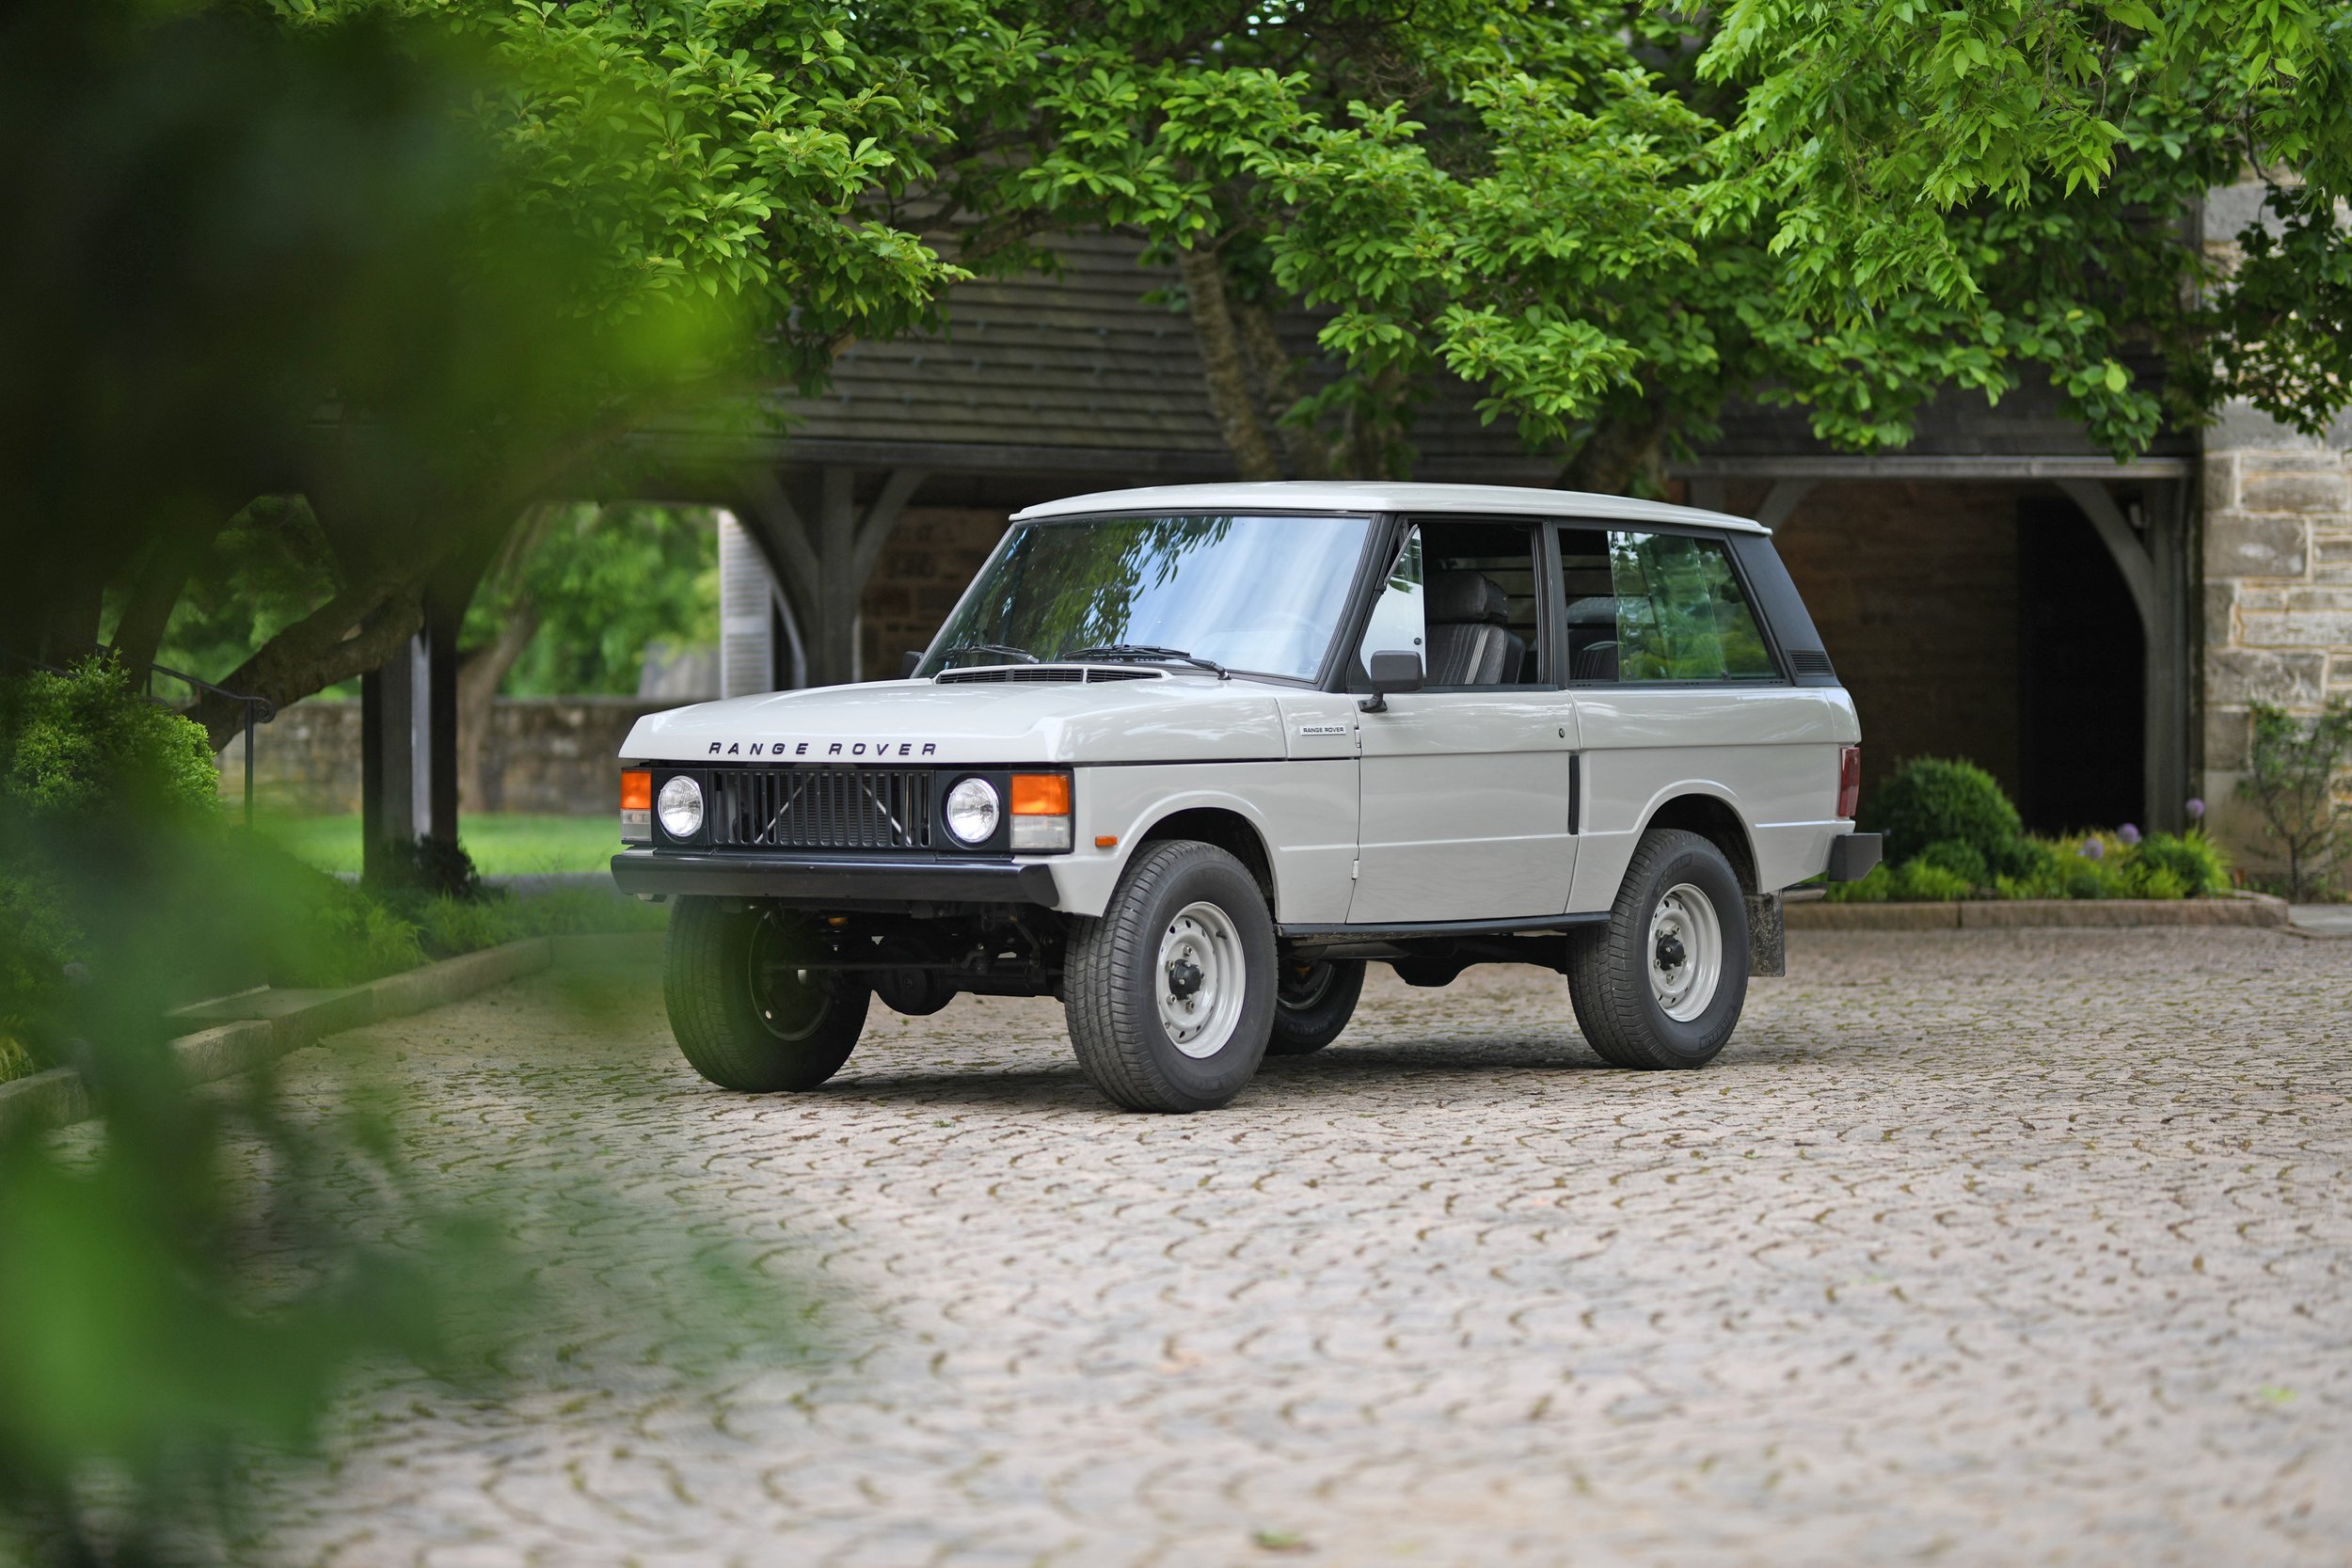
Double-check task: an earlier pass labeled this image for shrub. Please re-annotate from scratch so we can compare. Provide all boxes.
[1890,858,1973,901]
[1,657,217,819]
[2129,832,2228,896]
[1820,863,1891,902]
[2236,698,2352,901]
[1914,838,1991,888]
[1866,757,2026,871]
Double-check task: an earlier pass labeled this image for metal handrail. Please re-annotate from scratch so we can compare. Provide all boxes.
[3,647,277,828]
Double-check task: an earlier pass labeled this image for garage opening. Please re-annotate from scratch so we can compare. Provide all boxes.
[2015,495,2144,834]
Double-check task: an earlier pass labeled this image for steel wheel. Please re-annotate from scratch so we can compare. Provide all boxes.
[1645,882,1723,1023]
[1157,900,1247,1059]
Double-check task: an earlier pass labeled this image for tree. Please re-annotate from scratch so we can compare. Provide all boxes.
[844,0,2351,490]
[3,0,967,747]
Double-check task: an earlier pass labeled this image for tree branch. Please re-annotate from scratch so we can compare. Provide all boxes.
[189,563,433,750]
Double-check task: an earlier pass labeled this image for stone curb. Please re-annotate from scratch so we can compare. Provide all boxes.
[0,933,614,1140]
[1786,892,2292,931]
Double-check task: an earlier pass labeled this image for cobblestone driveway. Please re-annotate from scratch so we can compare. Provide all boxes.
[254,928,2352,1567]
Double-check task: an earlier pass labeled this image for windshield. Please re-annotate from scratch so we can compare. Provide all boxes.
[919,513,1375,681]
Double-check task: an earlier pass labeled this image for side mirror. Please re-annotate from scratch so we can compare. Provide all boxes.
[899,650,923,679]
[1359,649,1424,713]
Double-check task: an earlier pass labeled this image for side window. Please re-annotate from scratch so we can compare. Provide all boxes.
[1356,526,1424,670]
[1573,531,1777,684]
[1408,519,1546,687]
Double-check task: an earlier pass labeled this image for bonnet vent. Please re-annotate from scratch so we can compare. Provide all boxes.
[935,665,1165,685]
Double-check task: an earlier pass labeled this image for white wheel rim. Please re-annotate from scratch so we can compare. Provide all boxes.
[1157,900,1247,1059]
[1646,881,1723,1023]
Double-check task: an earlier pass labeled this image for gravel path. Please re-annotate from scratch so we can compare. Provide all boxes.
[242,927,2352,1567]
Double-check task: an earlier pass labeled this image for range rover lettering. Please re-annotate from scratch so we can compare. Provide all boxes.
[612,482,1881,1113]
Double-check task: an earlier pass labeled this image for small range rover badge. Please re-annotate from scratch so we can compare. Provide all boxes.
[1296,722,1350,736]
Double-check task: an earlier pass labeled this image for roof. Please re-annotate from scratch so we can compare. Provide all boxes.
[734,233,1551,481]
[1010,481,1767,532]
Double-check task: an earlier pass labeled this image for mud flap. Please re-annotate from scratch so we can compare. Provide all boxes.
[1746,892,1785,977]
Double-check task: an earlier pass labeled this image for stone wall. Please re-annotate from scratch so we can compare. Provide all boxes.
[216,697,674,816]
[2199,434,2352,886]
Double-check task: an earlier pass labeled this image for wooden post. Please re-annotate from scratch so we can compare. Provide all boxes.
[731,466,928,690]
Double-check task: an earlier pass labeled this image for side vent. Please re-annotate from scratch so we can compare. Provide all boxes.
[1788,649,1836,676]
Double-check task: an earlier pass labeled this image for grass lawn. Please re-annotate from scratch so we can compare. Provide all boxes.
[259,813,622,876]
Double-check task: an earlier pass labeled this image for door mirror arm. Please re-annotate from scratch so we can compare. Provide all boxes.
[1359,650,1425,713]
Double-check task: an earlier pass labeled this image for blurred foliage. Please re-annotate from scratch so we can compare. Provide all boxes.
[467,505,720,697]
[2238,698,2352,901]
[4,0,963,735]
[0,721,781,1568]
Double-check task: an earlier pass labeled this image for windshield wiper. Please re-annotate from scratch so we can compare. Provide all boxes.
[939,642,1040,666]
[1063,643,1231,680]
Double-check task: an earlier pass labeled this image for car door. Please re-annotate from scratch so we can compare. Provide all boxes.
[1347,519,1580,923]
[1561,524,1821,911]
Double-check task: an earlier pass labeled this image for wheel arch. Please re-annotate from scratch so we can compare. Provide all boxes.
[1637,791,1760,897]
[1134,805,1278,908]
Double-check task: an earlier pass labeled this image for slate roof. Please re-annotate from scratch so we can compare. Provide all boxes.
[656,230,2185,478]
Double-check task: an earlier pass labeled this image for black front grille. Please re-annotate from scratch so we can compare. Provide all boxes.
[707,768,933,850]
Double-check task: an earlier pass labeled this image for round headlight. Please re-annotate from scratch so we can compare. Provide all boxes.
[657,775,704,838]
[944,777,1000,844]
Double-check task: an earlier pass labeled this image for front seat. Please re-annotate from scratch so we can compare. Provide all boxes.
[1423,570,1520,685]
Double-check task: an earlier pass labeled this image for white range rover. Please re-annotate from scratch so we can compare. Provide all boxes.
[613,482,1880,1112]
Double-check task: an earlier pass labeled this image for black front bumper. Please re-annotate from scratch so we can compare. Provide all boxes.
[610,848,1059,910]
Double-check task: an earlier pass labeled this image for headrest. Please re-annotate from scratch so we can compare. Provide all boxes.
[1425,570,1509,626]
[1563,595,1619,626]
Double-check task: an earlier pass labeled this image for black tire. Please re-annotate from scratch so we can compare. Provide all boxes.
[1565,828,1749,1069]
[663,898,870,1091]
[1063,841,1277,1112]
[1265,958,1365,1056]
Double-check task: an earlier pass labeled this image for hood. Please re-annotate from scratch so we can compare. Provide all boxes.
[618,673,1292,766]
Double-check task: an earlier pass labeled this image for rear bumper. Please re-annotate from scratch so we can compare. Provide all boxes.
[610,848,1059,909]
[1824,832,1883,882]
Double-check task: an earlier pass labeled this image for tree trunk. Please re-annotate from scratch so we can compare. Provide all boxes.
[1178,246,1283,482]
[1558,401,1674,497]
[455,599,537,811]
[110,515,229,674]
[1233,299,1330,480]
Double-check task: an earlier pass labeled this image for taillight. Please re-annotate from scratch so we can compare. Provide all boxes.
[1836,747,1862,820]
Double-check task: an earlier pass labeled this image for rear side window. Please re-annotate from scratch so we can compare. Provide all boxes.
[1555,528,1777,683]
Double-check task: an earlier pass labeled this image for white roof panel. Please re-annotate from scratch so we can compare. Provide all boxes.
[1009,481,1766,533]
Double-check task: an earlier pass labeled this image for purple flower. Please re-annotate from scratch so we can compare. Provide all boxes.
[2118,823,2141,846]
[2185,797,2206,820]
[2080,837,2106,861]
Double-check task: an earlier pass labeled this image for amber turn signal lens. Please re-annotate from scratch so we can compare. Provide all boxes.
[620,770,652,811]
[1094,834,1119,849]
[1009,773,1072,816]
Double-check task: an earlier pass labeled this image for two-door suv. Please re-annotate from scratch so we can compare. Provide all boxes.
[613,482,1879,1112]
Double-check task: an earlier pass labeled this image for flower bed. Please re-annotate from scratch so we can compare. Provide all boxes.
[1824,757,2229,905]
